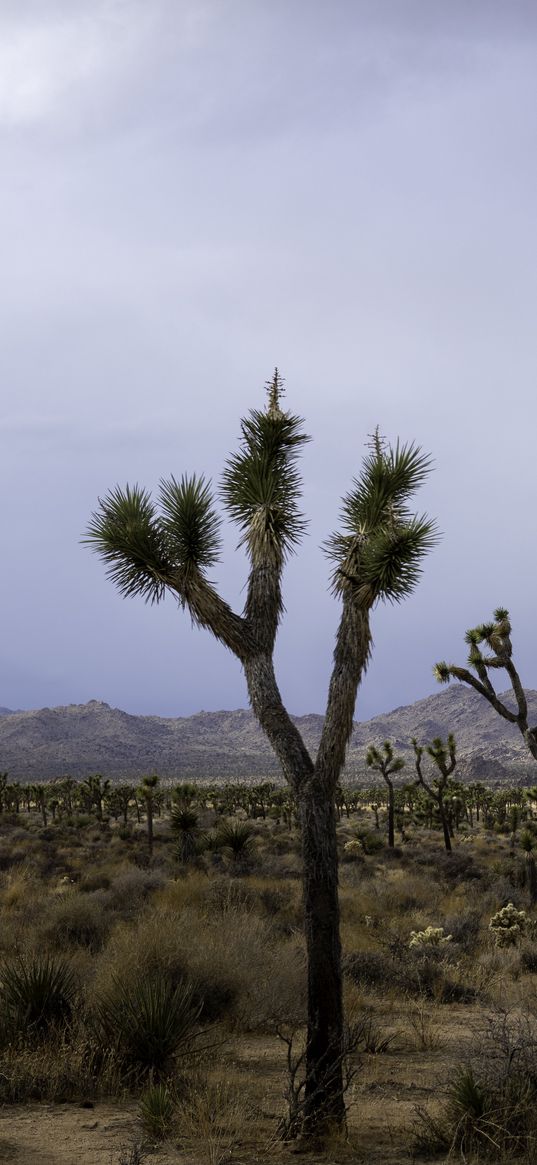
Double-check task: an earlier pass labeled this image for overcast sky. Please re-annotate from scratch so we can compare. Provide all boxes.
[1,0,536,721]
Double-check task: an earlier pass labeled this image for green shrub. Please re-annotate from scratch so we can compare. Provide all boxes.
[92,974,201,1076]
[139,1082,176,1139]
[43,891,109,951]
[1,954,76,1038]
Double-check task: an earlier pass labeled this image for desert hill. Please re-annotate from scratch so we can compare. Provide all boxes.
[0,685,536,782]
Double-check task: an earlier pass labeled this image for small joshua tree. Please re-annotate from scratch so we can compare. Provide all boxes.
[434,609,537,762]
[138,774,159,857]
[85,370,436,1132]
[413,735,457,853]
[365,741,405,847]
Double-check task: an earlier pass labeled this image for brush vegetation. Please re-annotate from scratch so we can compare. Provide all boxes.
[2,774,537,1160]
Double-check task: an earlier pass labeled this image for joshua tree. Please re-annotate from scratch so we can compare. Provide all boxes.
[138,774,159,857]
[80,774,110,822]
[434,609,537,761]
[0,772,8,815]
[412,734,456,853]
[85,370,436,1132]
[365,741,405,847]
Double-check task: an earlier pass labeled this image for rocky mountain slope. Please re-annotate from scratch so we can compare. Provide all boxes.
[1,685,536,782]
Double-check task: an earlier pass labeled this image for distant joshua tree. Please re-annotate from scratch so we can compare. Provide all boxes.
[434,609,537,762]
[365,741,405,847]
[85,370,436,1133]
[413,734,457,853]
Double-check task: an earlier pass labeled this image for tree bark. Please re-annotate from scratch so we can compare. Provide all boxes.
[300,783,345,1126]
[387,782,395,848]
[438,800,452,853]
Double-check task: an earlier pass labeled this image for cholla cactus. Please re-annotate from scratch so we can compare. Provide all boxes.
[343,839,362,855]
[489,902,527,947]
[409,926,452,948]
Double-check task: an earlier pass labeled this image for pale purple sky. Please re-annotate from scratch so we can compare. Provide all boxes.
[1,0,536,720]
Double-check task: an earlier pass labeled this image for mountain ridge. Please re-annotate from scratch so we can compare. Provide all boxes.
[1,686,536,781]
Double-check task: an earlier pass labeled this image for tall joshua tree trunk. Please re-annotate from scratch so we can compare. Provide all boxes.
[86,372,436,1134]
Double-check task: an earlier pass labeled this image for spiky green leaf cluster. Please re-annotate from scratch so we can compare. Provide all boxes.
[221,394,310,566]
[326,439,437,606]
[159,475,222,577]
[435,608,513,684]
[85,485,173,603]
[366,740,405,773]
[85,475,222,604]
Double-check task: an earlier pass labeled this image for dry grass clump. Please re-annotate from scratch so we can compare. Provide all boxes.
[415,1010,537,1161]
[91,900,306,1031]
[42,890,111,951]
[176,1077,252,1165]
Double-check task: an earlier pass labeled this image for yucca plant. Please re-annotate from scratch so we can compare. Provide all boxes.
[215,821,255,862]
[170,806,200,863]
[86,370,437,1131]
[93,975,201,1076]
[139,1081,177,1139]
[1,954,76,1036]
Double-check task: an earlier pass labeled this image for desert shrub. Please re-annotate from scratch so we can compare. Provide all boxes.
[101,867,167,916]
[409,926,452,949]
[42,891,109,951]
[0,1027,121,1103]
[489,902,528,947]
[175,906,306,1030]
[0,954,76,1038]
[344,949,403,992]
[413,848,484,884]
[441,907,482,953]
[520,942,537,975]
[488,877,528,910]
[177,1079,251,1165]
[344,945,476,1003]
[354,829,384,855]
[0,842,27,871]
[79,869,113,892]
[139,1081,177,1139]
[416,1012,537,1159]
[92,974,201,1077]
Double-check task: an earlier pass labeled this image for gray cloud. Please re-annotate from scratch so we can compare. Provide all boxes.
[1,1,537,723]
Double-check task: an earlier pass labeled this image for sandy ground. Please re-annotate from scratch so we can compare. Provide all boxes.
[0,1014,469,1165]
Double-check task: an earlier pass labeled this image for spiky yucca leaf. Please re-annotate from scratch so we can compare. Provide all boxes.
[158,474,221,577]
[85,485,172,603]
[326,437,437,606]
[340,440,433,535]
[221,407,309,565]
[356,516,438,605]
[1,954,76,1034]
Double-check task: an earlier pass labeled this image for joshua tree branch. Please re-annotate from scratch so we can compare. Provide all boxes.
[315,597,371,793]
[173,569,254,660]
[243,654,314,792]
[446,666,518,725]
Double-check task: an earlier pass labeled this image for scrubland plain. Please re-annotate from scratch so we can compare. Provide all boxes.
[1,780,537,1163]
